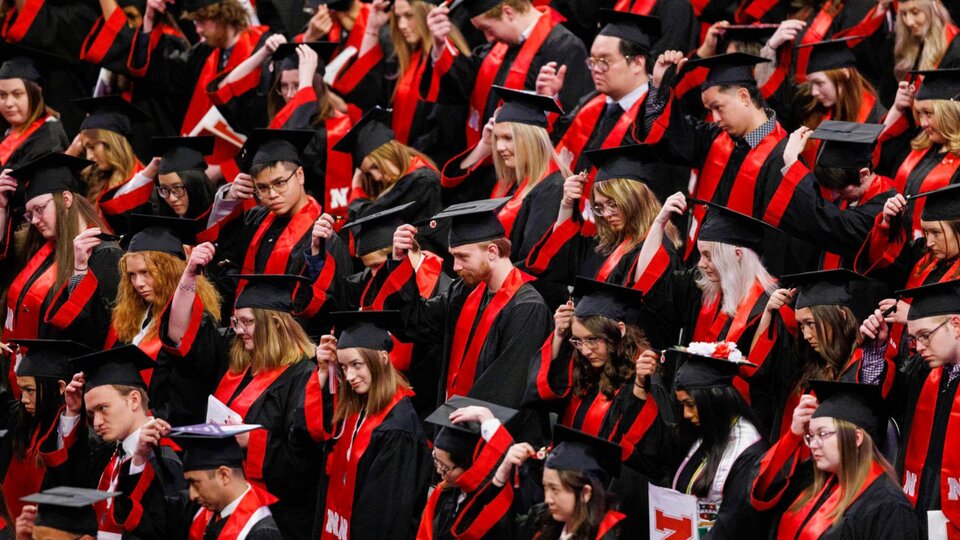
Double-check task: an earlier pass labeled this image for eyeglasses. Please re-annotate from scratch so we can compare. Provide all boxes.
[254,169,297,199]
[906,320,950,350]
[23,197,54,223]
[432,451,457,475]
[230,316,255,333]
[585,55,633,74]
[803,430,838,448]
[568,336,607,351]
[591,200,619,216]
[157,184,188,199]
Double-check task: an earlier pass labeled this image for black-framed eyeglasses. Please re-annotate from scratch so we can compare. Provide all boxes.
[432,450,457,475]
[906,319,950,350]
[254,169,297,199]
[157,184,188,199]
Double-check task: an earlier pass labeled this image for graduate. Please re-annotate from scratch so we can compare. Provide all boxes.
[172,424,283,540]
[892,0,960,83]
[150,136,217,219]
[0,52,68,170]
[165,271,323,540]
[18,487,118,540]
[610,0,697,57]
[312,310,431,540]
[387,198,553,443]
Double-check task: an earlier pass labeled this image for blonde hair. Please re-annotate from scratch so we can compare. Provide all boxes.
[491,122,572,196]
[81,128,141,202]
[591,178,680,255]
[894,0,953,79]
[333,347,411,424]
[388,0,470,94]
[228,309,315,374]
[361,140,436,199]
[695,241,778,316]
[912,99,960,154]
[112,251,221,342]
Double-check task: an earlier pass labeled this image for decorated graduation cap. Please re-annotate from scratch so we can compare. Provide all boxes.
[153,136,215,175]
[597,9,661,52]
[272,42,339,71]
[328,310,400,351]
[780,269,887,321]
[234,274,311,312]
[673,342,756,390]
[332,107,395,168]
[426,395,518,459]
[13,339,96,380]
[690,198,779,254]
[684,52,769,89]
[123,214,197,259]
[912,68,960,101]
[493,86,563,129]
[169,423,259,471]
[546,424,622,483]
[810,379,884,439]
[583,144,660,183]
[721,24,778,46]
[811,120,883,170]
[797,37,859,75]
[12,153,91,201]
[915,184,960,222]
[72,345,154,390]
[73,95,148,140]
[235,129,313,174]
[430,197,510,248]
[898,279,960,321]
[343,202,415,257]
[572,276,646,326]
[22,487,117,536]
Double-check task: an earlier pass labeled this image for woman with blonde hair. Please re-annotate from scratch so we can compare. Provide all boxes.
[894,0,960,81]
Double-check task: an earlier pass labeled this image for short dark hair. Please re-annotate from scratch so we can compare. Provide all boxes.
[813,164,870,190]
[482,237,512,259]
[249,160,299,179]
[618,40,650,74]
[715,84,766,109]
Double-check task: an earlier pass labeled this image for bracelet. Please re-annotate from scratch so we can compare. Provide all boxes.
[178,283,196,292]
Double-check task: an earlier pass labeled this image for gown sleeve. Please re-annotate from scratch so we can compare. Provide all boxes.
[43,243,122,348]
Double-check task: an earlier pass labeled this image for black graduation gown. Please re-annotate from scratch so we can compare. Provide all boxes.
[609,0,699,58]
[884,145,960,234]
[796,475,921,540]
[511,172,564,265]
[0,120,69,169]
[203,513,284,540]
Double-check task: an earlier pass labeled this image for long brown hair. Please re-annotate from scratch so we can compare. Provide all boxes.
[388,0,470,102]
[81,128,141,202]
[572,315,648,399]
[228,309,314,374]
[266,71,336,124]
[537,469,615,540]
[360,140,435,199]
[22,192,106,293]
[802,68,878,128]
[112,251,221,342]
[591,178,680,255]
[795,305,860,393]
[332,347,410,424]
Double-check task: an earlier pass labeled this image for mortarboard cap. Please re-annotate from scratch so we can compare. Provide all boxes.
[169,424,259,471]
[898,280,960,320]
[272,41,338,71]
[328,310,400,352]
[691,198,779,254]
[493,86,563,129]
[332,107,395,168]
[0,42,60,83]
[123,214,198,259]
[427,395,518,460]
[460,0,503,19]
[546,424,622,482]
[809,379,884,439]
[343,202,415,256]
[314,0,355,10]
[781,269,887,321]
[12,153,90,201]
[811,120,883,170]
[22,487,117,536]
[797,37,859,75]
[597,9,661,52]
[673,345,756,390]
[720,24,778,45]
[685,52,769,89]
[13,339,95,380]
[912,69,960,101]
[181,0,223,12]
[572,276,646,326]
[914,184,960,222]
[72,345,154,390]
[234,274,311,312]
[431,197,509,248]
[584,144,660,183]
[73,95,148,140]
[235,129,313,174]
[153,136,215,175]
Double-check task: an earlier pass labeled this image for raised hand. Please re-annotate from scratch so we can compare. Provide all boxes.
[536,62,567,97]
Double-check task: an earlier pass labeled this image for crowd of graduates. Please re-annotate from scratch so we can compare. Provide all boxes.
[3,0,960,538]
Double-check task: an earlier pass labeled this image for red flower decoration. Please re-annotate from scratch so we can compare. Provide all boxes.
[713,342,732,359]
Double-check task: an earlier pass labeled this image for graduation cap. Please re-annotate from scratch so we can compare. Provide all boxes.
[12,153,91,201]
[0,42,60,83]
[781,269,887,321]
[328,310,400,351]
[272,42,339,71]
[180,0,223,12]
[153,136,215,175]
[572,276,646,326]
[430,197,510,248]
[22,487,117,536]
[689,198,779,254]
[810,120,884,170]
[343,202,415,256]
[809,379,884,440]
[898,280,960,321]
[426,395,519,459]
[493,86,563,129]
[235,129,313,174]
[797,37,859,75]
[12,339,96,380]
[234,274,311,312]
[72,345,154,390]
[169,424,259,471]
[584,144,660,183]
[314,0,355,10]
[597,9,661,52]
[546,424,622,482]
[673,345,756,390]
[459,0,503,19]
[73,95,148,140]
[332,107,395,168]
[912,68,960,101]
[684,52,769,89]
[123,214,198,259]
[720,24,778,46]
[914,184,960,222]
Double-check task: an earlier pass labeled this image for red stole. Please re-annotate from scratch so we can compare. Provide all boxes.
[892,149,960,238]
[188,485,278,540]
[614,0,657,14]
[0,115,48,165]
[777,461,884,539]
[324,115,354,220]
[467,10,557,146]
[903,366,960,536]
[392,51,428,144]
[214,365,292,419]
[321,388,412,540]
[563,390,613,437]
[239,197,322,292]
[104,326,163,386]
[2,419,57,519]
[692,279,767,343]
[493,177,529,237]
[800,92,877,167]
[595,237,634,282]
[95,450,156,535]
[795,1,844,82]
[5,242,56,340]
[447,268,534,398]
